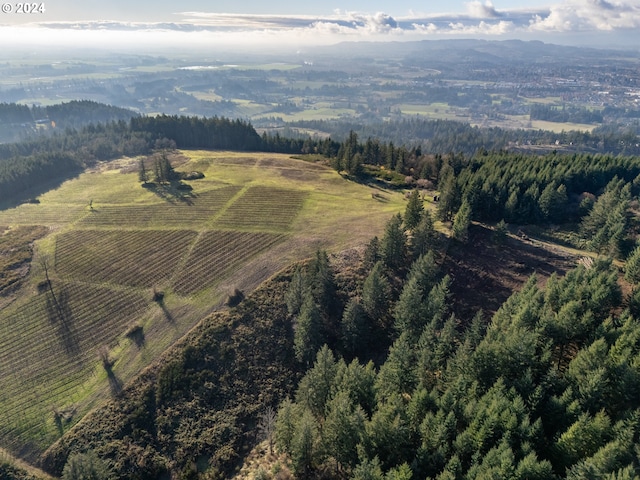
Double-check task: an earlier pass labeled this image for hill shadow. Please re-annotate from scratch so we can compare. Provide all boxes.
[0,169,83,211]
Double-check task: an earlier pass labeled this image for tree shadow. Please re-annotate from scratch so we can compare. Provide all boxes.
[100,348,123,396]
[106,367,123,396]
[153,292,174,323]
[45,287,81,356]
[159,301,175,323]
[125,325,146,348]
[143,181,198,205]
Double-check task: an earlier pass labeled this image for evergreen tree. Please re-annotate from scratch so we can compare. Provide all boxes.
[381,214,407,272]
[138,158,149,184]
[363,236,381,271]
[286,266,307,316]
[452,200,472,243]
[410,210,437,260]
[539,181,568,223]
[352,449,384,480]
[406,251,438,295]
[307,249,337,315]
[375,332,417,401]
[436,163,458,221]
[404,189,424,230]
[364,394,413,469]
[493,219,508,243]
[275,398,298,455]
[322,390,366,472]
[294,293,324,366]
[291,409,319,477]
[295,345,338,419]
[334,359,378,417]
[341,299,369,359]
[361,261,391,322]
[624,244,640,284]
[394,275,425,339]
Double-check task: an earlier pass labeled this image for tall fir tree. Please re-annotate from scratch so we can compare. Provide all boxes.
[381,214,407,272]
[404,189,424,230]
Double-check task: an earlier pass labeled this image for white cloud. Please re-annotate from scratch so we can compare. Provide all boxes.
[528,0,640,32]
[466,1,502,18]
[1,1,639,51]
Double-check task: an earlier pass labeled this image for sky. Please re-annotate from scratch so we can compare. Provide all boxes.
[0,0,639,52]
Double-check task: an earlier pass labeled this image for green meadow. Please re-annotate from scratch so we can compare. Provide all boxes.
[0,151,405,458]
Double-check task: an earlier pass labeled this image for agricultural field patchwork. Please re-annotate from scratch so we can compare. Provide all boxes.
[215,186,308,231]
[0,151,405,459]
[55,230,199,288]
[77,185,242,228]
[173,231,286,296]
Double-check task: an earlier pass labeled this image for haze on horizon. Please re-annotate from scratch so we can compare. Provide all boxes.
[0,0,639,53]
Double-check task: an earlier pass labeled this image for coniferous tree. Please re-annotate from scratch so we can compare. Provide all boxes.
[352,449,384,480]
[361,261,391,322]
[375,332,417,401]
[322,390,366,472]
[410,210,437,260]
[404,189,424,230]
[624,244,640,284]
[452,200,472,243]
[407,251,439,295]
[138,158,149,184]
[295,345,338,419]
[363,236,381,271]
[307,249,337,315]
[436,163,458,221]
[275,398,298,455]
[291,409,319,477]
[341,299,369,359]
[394,275,425,339]
[286,266,307,316]
[381,214,407,272]
[539,181,568,223]
[294,293,324,366]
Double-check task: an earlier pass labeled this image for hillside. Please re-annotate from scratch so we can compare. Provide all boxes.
[0,151,405,462]
[36,220,589,479]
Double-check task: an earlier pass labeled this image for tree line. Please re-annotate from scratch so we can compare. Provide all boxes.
[291,117,640,156]
[0,113,322,205]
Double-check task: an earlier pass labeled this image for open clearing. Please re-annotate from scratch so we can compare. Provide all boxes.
[0,151,405,460]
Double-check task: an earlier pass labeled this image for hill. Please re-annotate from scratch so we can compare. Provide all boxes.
[37,218,588,478]
[0,150,405,463]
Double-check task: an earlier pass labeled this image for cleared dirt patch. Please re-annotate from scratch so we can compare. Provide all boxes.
[443,224,579,323]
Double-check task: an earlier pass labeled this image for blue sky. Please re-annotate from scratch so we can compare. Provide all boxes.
[1,1,639,50]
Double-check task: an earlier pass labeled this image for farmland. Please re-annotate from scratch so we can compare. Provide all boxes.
[0,151,405,460]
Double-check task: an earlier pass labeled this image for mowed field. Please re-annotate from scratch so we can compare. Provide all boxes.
[0,151,405,461]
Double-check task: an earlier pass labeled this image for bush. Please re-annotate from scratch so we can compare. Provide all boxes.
[62,451,113,480]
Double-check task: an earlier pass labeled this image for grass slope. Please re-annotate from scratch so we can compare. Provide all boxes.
[0,151,405,462]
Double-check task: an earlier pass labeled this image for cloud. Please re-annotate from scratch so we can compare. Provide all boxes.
[528,0,640,32]
[466,1,502,18]
[1,1,639,50]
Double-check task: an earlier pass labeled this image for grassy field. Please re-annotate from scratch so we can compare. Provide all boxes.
[0,151,405,461]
